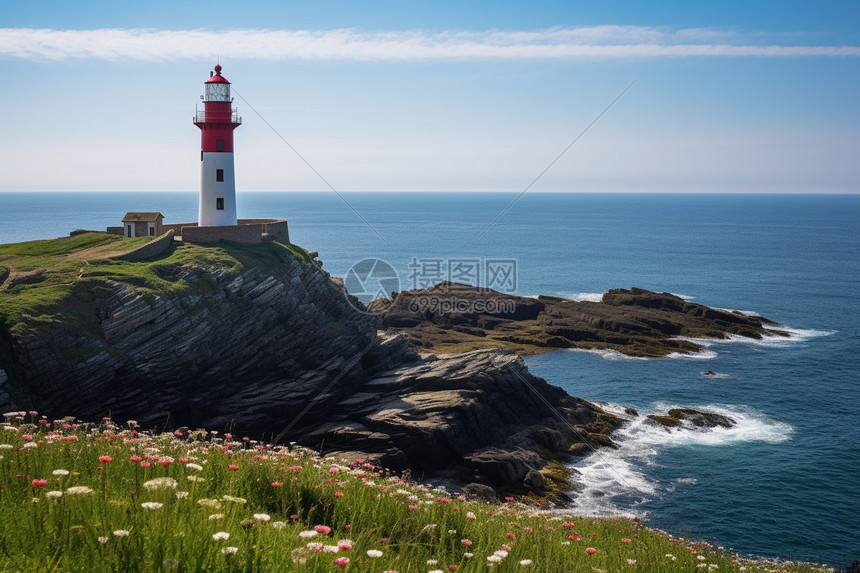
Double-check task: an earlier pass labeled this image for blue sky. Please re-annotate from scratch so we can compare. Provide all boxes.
[1,0,858,192]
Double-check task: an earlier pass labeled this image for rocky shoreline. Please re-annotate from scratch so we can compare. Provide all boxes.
[0,234,771,500]
[371,281,787,357]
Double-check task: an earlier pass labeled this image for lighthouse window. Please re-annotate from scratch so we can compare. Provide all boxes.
[216,139,224,152]
[216,169,224,182]
[216,198,225,210]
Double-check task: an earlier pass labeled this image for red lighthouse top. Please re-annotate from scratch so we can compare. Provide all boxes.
[195,64,241,152]
[206,64,230,84]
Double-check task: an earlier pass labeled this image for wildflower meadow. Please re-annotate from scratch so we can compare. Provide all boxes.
[0,412,833,572]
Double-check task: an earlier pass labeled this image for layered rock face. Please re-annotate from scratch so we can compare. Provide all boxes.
[0,246,389,431]
[303,348,619,493]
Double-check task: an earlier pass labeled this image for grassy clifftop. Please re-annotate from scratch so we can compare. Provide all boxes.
[0,232,311,329]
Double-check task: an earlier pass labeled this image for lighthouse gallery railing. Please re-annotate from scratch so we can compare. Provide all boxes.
[194,109,242,124]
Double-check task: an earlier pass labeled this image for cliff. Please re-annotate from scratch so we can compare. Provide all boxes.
[0,233,617,497]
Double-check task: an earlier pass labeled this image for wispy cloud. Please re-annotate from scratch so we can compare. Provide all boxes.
[1,26,858,61]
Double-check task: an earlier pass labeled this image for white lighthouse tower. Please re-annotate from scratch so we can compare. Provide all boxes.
[194,64,242,226]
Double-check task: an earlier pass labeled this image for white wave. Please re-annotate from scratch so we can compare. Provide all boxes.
[566,346,717,361]
[670,293,695,301]
[674,324,835,351]
[665,349,719,360]
[716,307,761,317]
[763,324,837,340]
[567,403,793,516]
[569,292,605,302]
[565,348,650,361]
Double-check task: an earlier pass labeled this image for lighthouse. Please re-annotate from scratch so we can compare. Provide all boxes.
[194,64,242,226]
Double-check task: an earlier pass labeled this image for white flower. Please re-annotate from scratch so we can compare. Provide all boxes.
[187,475,205,483]
[519,560,533,566]
[186,463,204,471]
[427,560,438,565]
[52,469,70,476]
[627,559,637,565]
[271,521,287,529]
[143,477,178,491]
[221,495,246,504]
[487,555,503,563]
[98,536,110,544]
[22,442,38,449]
[141,502,163,510]
[253,513,271,522]
[494,550,509,558]
[221,546,238,555]
[322,545,339,553]
[466,511,476,519]
[113,530,130,537]
[212,532,230,541]
[209,514,225,520]
[197,499,221,508]
[175,491,189,499]
[299,530,318,538]
[698,556,707,561]
[367,549,383,558]
[45,490,63,499]
[464,553,474,559]
[65,486,94,496]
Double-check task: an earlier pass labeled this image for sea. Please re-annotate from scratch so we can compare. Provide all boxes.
[0,191,858,567]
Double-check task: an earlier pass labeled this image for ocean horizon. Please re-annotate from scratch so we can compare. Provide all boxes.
[0,191,858,567]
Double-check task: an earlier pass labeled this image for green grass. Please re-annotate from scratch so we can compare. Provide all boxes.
[0,414,833,573]
[0,233,312,330]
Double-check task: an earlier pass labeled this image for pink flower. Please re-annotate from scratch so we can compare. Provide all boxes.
[333,557,349,566]
[621,538,631,543]
[271,482,282,488]
[290,514,299,520]
[178,457,189,463]
[315,525,332,534]
[585,547,597,555]
[129,456,142,462]
[506,532,515,539]
[461,539,472,546]
[504,496,514,501]
[448,566,458,571]
[31,479,48,487]
[159,460,172,467]
[329,467,339,474]
[335,491,344,498]
[228,465,239,471]
[29,410,38,416]
[21,435,33,441]
[98,455,112,463]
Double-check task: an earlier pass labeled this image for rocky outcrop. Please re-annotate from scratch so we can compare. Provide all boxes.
[373,282,787,357]
[647,408,735,430]
[301,348,620,494]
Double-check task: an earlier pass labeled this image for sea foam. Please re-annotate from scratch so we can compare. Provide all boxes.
[567,402,793,517]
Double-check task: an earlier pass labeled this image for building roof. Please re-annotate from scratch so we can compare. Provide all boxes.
[122,212,164,222]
